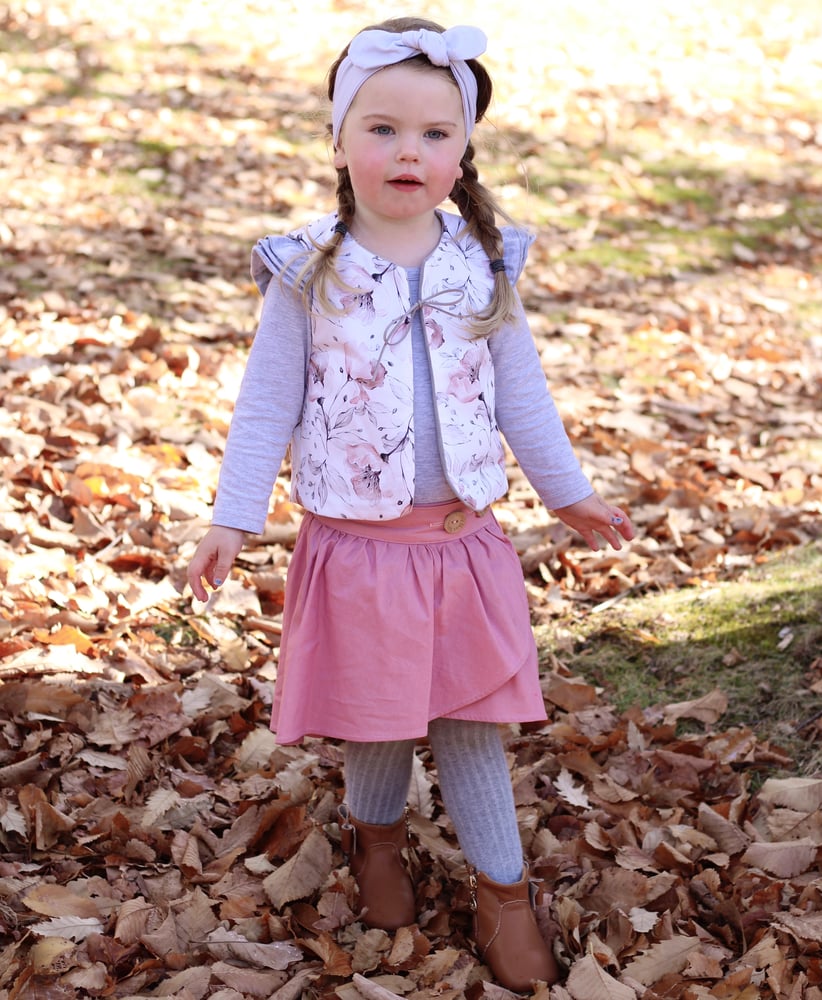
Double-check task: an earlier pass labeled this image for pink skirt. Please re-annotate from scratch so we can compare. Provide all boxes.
[270,500,546,744]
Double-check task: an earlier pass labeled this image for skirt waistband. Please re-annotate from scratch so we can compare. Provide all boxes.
[311,501,493,544]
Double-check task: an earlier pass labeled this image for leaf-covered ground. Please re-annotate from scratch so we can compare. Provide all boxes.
[1,1,821,997]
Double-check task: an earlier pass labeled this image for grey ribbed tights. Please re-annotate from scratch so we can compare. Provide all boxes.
[343,718,524,884]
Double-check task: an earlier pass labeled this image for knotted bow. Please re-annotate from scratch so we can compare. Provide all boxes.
[332,25,488,148]
[374,287,467,371]
[347,26,487,70]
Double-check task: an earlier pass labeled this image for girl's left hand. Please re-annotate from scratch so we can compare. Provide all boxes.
[552,493,635,551]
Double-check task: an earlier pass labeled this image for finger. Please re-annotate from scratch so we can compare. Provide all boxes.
[609,510,634,542]
[188,557,213,602]
[211,559,233,589]
[616,516,635,541]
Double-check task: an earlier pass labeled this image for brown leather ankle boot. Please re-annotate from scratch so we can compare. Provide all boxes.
[471,866,560,991]
[338,805,416,930]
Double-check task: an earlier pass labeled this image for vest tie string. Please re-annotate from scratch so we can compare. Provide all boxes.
[375,287,467,370]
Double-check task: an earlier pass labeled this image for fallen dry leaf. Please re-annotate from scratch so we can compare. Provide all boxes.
[662,689,729,726]
[263,828,334,909]
[205,927,303,970]
[741,838,818,878]
[622,935,701,986]
[565,954,635,1000]
[350,972,407,1000]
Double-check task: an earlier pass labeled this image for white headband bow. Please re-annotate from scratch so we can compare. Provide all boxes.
[331,25,488,148]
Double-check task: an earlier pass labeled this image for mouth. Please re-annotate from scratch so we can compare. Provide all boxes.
[388,175,423,190]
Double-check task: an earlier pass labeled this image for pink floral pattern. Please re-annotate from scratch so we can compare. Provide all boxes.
[286,212,510,519]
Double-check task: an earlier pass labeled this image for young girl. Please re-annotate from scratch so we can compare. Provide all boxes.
[188,17,634,991]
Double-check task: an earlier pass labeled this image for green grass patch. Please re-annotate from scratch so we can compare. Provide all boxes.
[492,140,822,275]
[536,542,822,774]
[557,241,660,276]
[135,138,182,157]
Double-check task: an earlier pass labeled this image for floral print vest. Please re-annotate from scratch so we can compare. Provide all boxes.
[290,211,508,520]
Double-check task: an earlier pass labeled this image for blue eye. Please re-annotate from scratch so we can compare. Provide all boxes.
[372,125,393,136]
[426,129,447,140]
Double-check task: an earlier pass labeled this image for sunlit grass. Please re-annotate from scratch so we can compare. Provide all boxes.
[536,542,822,773]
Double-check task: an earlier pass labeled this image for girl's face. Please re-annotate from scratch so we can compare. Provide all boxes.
[333,62,466,231]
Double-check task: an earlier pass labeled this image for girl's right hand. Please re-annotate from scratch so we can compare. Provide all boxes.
[187,525,245,602]
[552,493,635,552]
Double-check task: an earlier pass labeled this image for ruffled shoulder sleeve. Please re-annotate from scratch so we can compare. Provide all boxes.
[500,225,536,284]
[250,212,339,296]
[250,234,307,297]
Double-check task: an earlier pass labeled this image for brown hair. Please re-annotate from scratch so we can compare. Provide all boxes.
[296,17,518,337]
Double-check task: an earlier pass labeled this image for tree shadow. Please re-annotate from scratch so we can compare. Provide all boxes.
[546,564,822,772]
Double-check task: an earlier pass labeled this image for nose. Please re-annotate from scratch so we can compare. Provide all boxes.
[396,133,420,162]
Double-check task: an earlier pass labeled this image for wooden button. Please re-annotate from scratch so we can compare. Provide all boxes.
[443,511,467,533]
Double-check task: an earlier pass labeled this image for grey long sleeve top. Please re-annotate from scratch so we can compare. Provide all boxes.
[212,245,593,534]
